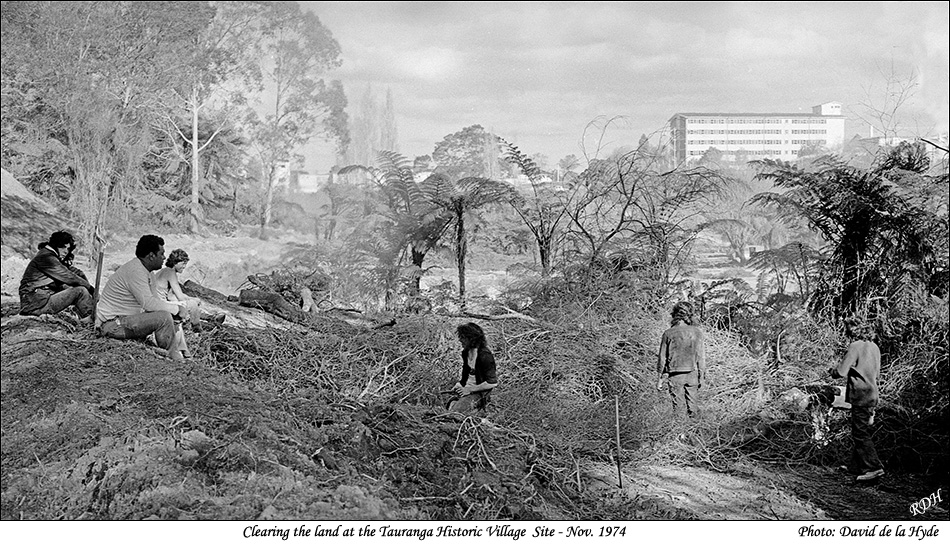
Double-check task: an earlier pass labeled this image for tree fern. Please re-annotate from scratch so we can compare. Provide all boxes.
[419,173,517,307]
[500,138,575,275]
[751,145,947,333]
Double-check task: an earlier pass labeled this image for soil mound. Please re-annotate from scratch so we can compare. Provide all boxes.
[0,310,575,520]
[0,168,67,259]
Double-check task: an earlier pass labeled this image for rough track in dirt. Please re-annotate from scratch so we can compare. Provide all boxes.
[757,464,948,521]
[585,462,827,520]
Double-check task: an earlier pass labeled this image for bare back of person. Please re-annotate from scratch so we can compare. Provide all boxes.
[154,267,179,302]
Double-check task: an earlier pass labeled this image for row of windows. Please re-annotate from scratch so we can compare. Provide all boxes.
[688,139,788,145]
[790,129,826,134]
[686,136,830,144]
[690,118,781,124]
[687,139,828,147]
[688,149,785,156]
[688,129,783,135]
[687,117,828,125]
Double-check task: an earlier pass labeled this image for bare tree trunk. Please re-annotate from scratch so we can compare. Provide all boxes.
[324,179,339,241]
[410,246,427,295]
[456,212,467,309]
[260,165,276,238]
[189,85,201,233]
[538,236,552,276]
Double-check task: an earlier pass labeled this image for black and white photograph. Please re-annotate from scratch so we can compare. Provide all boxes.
[0,1,947,541]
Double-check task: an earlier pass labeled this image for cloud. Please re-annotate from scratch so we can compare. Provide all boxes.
[304,1,949,169]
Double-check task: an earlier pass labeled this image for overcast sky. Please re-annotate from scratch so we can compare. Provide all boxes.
[303,1,949,172]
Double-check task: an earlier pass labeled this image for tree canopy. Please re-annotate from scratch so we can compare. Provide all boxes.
[1,1,350,241]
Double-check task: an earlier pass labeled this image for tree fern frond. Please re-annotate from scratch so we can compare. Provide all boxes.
[419,173,456,205]
[456,177,518,208]
[337,164,373,176]
[500,137,543,182]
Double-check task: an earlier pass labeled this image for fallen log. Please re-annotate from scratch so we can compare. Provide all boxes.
[240,289,395,330]
[239,289,311,324]
[185,283,302,330]
[182,280,229,304]
[201,299,293,330]
[325,309,396,329]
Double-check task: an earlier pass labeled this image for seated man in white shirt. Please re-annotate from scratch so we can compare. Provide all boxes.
[96,234,188,361]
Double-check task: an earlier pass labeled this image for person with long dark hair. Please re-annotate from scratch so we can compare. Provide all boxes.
[449,322,498,413]
[18,231,95,320]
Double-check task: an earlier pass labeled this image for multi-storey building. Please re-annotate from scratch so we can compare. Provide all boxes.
[669,102,846,164]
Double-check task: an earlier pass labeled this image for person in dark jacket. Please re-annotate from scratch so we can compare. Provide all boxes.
[448,322,498,413]
[830,317,884,482]
[18,231,94,319]
[657,301,706,418]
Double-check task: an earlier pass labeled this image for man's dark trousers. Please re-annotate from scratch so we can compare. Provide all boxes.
[850,406,883,474]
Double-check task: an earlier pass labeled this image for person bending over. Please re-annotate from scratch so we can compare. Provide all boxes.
[449,322,498,413]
